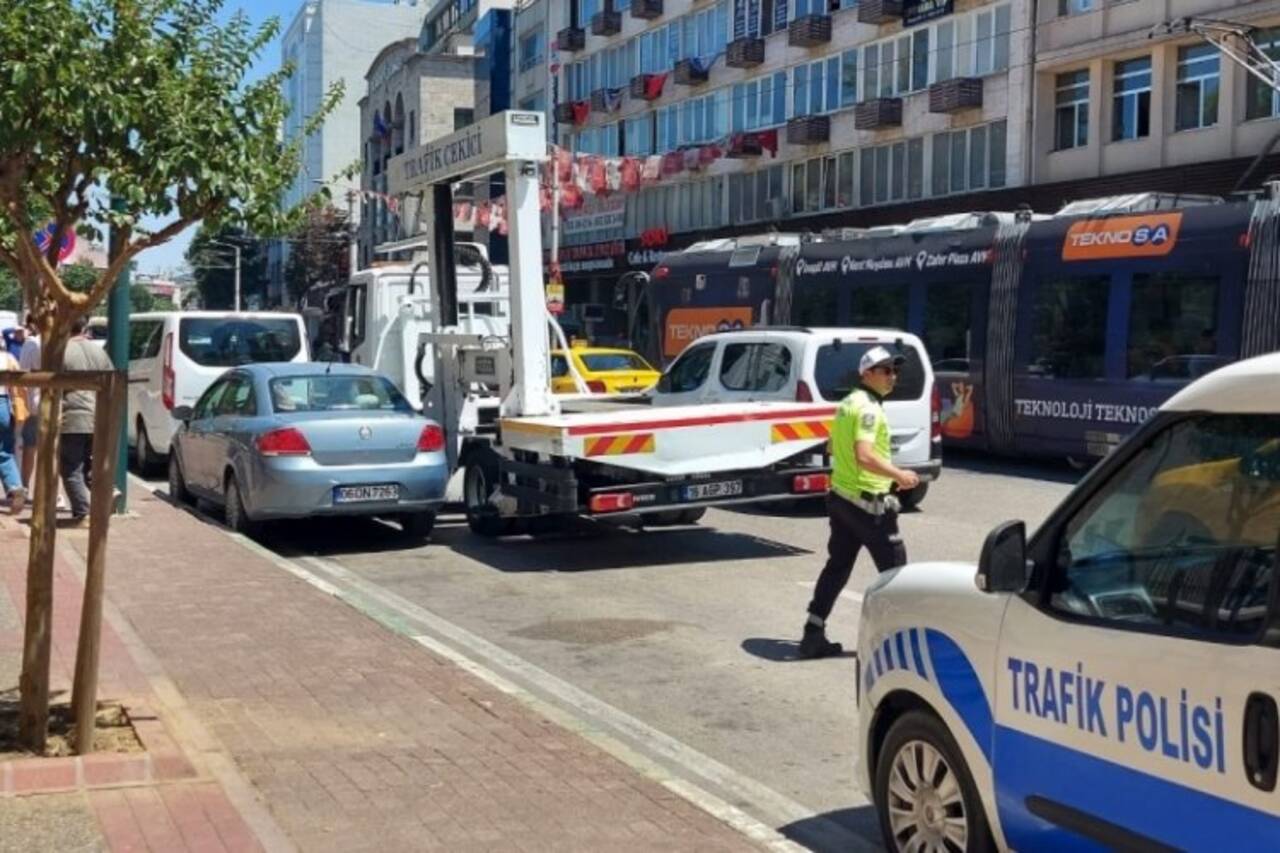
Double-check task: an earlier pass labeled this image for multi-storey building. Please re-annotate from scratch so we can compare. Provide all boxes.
[270,0,426,302]
[545,0,1029,305]
[358,40,477,265]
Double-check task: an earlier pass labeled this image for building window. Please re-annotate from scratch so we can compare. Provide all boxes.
[1054,70,1089,150]
[519,30,544,73]
[454,108,474,130]
[732,71,787,131]
[1247,28,1280,120]
[840,49,857,107]
[973,3,1011,75]
[931,120,1006,196]
[1176,44,1220,131]
[1057,0,1094,16]
[408,110,416,143]
[1112,56,1151,141]
[519,91,546,112]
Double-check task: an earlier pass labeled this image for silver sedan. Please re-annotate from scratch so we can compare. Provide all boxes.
[168,363,447,539]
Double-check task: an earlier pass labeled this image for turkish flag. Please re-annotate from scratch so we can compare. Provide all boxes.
[475,202,492,229]
[759,129,779,158]
[588,157,609,195]
[644,72,668,100]
[571,100,591,126]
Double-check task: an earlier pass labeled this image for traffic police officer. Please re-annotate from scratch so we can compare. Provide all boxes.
[800,345,919,660]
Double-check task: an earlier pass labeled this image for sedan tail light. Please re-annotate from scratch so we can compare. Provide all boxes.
[256,427,312,457]
[417,423,445,453]
[586,380,607,393]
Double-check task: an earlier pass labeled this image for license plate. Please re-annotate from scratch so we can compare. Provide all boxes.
[334,485,400,504]
[683,480,743,501]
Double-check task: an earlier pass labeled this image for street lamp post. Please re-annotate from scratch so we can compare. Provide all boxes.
[207,239,242,311]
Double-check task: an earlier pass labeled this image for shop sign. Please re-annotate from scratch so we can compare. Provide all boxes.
[903,0,953,26]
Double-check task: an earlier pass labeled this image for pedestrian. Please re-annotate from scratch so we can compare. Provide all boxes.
[799,346,920,660]
[0,345,28,515]
[18,314,42,486]
[60,317,115,527]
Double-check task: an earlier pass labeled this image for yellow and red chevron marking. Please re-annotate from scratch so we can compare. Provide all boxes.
[584,432,656,457]
[770,420,833,443]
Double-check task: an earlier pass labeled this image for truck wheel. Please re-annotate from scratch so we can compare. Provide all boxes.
[899,482,929,511]
[400,510,437,541]
[463,452,511,538]
[874,710,995,853]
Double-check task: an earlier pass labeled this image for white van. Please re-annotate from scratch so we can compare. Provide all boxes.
[127,312,310,469]
[649,327,940,506]
[852,352,1280,851]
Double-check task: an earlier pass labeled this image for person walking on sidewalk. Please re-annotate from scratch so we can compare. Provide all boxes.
[0,345,29,515]
[18,314,41,486]
[61,318,114,527]
[799,345,919,660]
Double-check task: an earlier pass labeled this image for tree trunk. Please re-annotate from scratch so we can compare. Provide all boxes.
[17,330,68,752]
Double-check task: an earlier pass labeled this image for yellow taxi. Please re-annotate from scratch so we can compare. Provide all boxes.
[550,342,660,394]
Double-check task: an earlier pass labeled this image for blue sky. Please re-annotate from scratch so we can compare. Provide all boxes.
[135,1,301,276]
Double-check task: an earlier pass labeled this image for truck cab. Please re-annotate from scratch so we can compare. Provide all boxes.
[854,352,1280,851]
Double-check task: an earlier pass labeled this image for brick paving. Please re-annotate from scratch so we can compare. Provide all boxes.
[0,484,761,852]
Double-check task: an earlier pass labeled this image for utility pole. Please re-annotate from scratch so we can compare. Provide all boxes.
[208,239,242,310]
[347,189,359,273]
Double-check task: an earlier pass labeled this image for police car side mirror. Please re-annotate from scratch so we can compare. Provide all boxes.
[976,520,1030,594]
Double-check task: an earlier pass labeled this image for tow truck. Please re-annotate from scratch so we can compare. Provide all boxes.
[386,111,836,535]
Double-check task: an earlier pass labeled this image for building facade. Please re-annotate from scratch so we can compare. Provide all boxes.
[358,41,478,265]
[545,0,1030,304]
[270,0,426,302]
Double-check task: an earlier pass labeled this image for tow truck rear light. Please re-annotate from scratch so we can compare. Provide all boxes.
[931,383,942,441]
[792,473,830,494]
[795,380,814,402]
[586,380,607,393]
[589,492,634,513]
[417,424,445,452]
[161,332,175,410]
[256,427,312,457]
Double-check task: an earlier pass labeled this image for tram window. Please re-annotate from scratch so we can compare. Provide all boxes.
[924,281,973,363]
[793,280,838,326]
[1027,276,1109,379]
[1128,273,1220,381]
[850,284,909,330]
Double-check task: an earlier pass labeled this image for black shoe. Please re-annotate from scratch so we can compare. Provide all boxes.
[798,624,843,660]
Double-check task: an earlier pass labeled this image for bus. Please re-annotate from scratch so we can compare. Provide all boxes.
[635,193,1280,462]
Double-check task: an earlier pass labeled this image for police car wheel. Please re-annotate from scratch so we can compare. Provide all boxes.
[875,710,995,853]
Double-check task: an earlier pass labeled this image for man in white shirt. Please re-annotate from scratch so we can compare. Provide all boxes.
[17,314,41,486]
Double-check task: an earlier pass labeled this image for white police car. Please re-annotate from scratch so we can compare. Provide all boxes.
[855,352,1280,851]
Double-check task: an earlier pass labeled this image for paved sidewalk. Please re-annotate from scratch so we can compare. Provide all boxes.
[5,485,760,852]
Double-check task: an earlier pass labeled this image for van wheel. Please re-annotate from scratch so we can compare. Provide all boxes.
[899,483,929,511]
[875,710,995,853]
[135,421,161,475]
[168,452,192,507]
[224,475,259,537]
[463,451,511,538]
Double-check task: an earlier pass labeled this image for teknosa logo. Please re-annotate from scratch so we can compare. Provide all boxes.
[1062,213,1182,261]
[664,307,753,358]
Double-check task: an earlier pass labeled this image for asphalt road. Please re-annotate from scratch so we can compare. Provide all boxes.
[141,452,1078,850]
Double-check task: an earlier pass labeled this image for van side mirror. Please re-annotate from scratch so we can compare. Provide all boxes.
[976,520,1030,594]
[171,405,194,423]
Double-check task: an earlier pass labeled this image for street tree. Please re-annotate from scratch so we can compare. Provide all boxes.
[284,204,351,306]
[130,284,155,314]
[0,0,340,751]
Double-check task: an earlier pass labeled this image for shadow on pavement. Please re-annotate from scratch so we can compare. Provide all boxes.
[741,637,857,663]
[780,806,883,851]
[439,521,812,573]
[942,448,1084,485]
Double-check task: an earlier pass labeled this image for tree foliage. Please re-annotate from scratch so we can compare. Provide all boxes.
[186,223,267,309]
[285,205,351,305]
[0,0,341,751]
[130,284,155,313]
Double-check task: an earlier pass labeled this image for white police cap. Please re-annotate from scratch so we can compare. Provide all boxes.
[859,345,905,373]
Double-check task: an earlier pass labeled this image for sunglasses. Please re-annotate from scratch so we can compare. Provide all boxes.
[872,364,900,375]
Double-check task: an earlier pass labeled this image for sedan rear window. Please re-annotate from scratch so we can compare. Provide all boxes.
[815,342,926,402]
[580,353,652,372]
[269,375,412,414]
[179,318,302,367]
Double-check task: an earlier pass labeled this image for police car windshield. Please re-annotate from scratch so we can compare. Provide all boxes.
[815,343,925,402]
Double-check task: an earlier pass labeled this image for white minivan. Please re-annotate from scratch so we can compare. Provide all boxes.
[649,327,941,506]
[127,312,310,469]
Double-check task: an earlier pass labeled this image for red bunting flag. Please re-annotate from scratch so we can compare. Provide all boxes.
[621,157,641,192]
[644,72,668,101]
[571,100,591,127]
[758,128,779,158]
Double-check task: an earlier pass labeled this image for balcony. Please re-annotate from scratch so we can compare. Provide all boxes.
[725,37,766,69]
[857,0,902,25]
[928,77,984,113]
[630,73,665,100]
[556,26,585,52]
[591,10,622,36]
[854,98,903,129]
[727,133,764,158]
[788,14,832,48]
[553,102,576,124]
[630,0,662,20]
[786,115,830,146]
[591,88,624,113]
[673,58,710,86]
